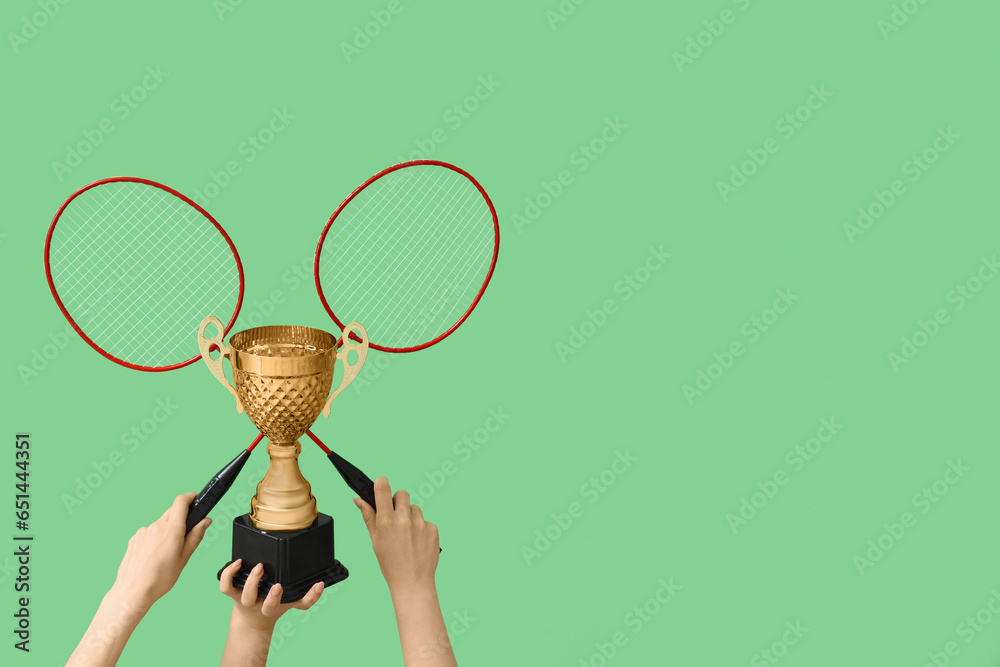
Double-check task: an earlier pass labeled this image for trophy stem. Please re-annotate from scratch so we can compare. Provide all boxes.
[249,440,318,532]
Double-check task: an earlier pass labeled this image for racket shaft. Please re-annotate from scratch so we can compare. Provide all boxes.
[185,449,251,533]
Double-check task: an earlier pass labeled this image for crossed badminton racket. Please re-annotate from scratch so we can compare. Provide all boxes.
[45,161,499,533]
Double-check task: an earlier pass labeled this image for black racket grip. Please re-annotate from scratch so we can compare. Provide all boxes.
[327,450,377,509]
[326,450,442,553]
[185,449,251,534]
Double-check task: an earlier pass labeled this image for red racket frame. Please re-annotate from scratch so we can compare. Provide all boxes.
[314,160,500,353]
[44,176,245,372]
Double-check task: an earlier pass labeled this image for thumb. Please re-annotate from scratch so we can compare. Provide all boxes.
[354,498,376,538]
[181,517,212,561]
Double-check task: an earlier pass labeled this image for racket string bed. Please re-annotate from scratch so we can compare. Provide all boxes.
[317,162,497,351]
[45,177,243,370]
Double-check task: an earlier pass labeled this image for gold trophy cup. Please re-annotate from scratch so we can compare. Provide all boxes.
[197,315,368,601]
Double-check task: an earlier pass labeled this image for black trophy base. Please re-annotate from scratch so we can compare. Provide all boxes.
[217,512,349,603]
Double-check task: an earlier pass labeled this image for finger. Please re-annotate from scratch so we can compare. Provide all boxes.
[427,521,441,550]
[374,476,393,515]
[261,584,283,617]
[168,492,198,527]
[293,582,324,610]
[354,498,376,538]
[241,563,264,608]
[181,517,212,561]
[411,504,425,525]
[393,490,411,514]
[220,559,242,597]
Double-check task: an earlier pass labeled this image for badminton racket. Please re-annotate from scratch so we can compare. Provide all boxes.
[312,159,498,514]
[315,159,499,353]
[45,177,249,531]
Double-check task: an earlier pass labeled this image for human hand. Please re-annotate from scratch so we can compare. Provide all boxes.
[111,492,211,610]
[219,559,325,633]
[354,476,440,595]
[67,494,210,667]
[218,560,324,667]
[355,478,455,667]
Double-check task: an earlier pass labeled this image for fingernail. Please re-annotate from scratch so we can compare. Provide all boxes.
[206,518,213,527]
[233,558,242,567]
[252,563,263,574]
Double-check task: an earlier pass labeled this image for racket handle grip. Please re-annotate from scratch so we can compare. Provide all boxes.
[326,450,377,510]
[186,449,251,534]
[326,451,442,553]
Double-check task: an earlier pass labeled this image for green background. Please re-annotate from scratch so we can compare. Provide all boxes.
[1,0,998,664]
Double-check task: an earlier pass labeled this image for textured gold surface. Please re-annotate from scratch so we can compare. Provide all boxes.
[232,367,333,443]
[228,325,336,443]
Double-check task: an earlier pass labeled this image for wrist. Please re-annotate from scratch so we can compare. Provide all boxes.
[102,586,152,631]
[106,583,155,616]
[230,605,278,635]
[388,579,438,603]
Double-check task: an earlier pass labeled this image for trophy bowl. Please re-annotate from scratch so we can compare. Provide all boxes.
[228,324,337,444]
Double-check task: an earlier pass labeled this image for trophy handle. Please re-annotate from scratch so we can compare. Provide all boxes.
[323,322,368,418]
[198,315,243,414]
